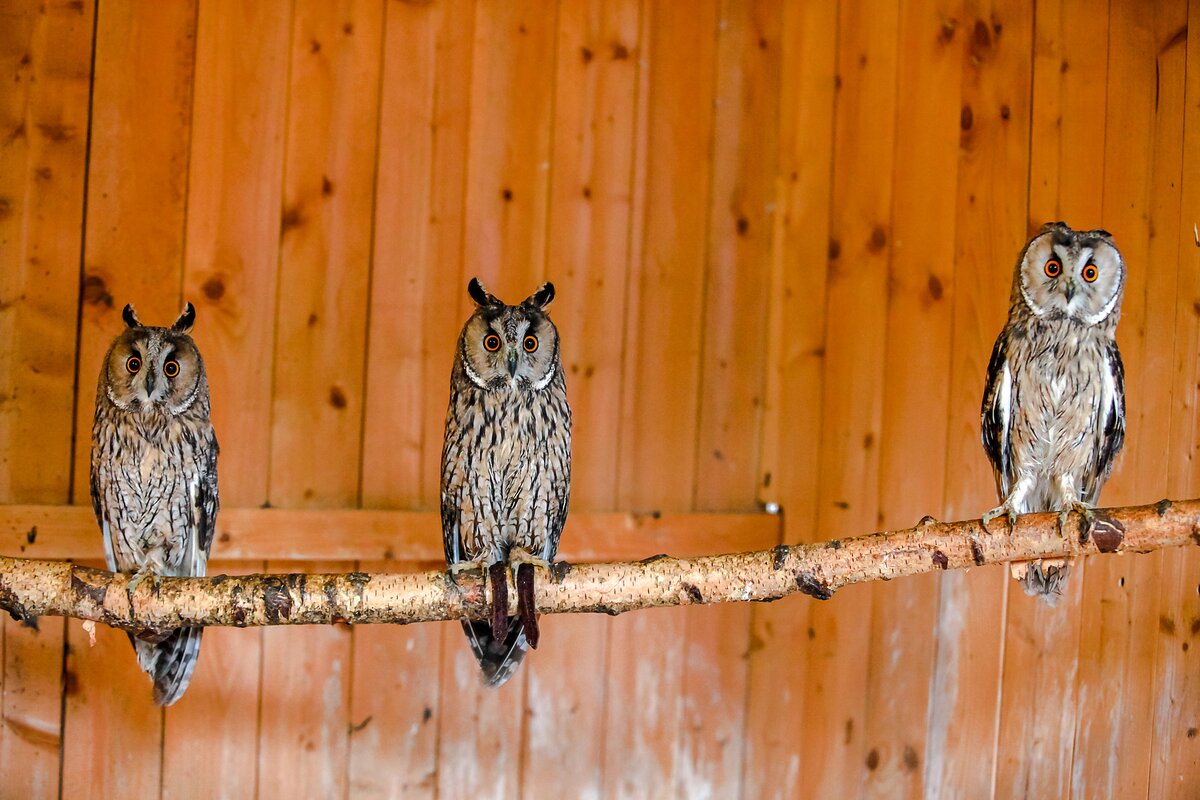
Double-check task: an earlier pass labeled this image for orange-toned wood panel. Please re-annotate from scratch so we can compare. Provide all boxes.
[0,1,93,796]
[741,1,837,794]
[269,0,383,510]
[926,2,1033,796]
[60,3,198,797]
[1074,1,1189,795]
[519,1,641,795]
[257,560,353,799]
[863,1,962,795]
[604,2,718,796]
[1150,1,1200,792]
[801,0,900,794]
[162,2,294,793]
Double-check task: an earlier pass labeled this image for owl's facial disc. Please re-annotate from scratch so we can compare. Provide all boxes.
[1019,228,1122,324]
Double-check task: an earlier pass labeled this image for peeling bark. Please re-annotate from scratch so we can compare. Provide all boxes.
[0,499,1196,634]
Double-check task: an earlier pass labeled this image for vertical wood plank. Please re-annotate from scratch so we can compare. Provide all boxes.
[69,0,197,497]
[161,560,264,800]
[993,1,1107,796]
[0,1,93,795]
[256,561,352,800]
[927,1,1033,797]
[1150,0,1200,792]
[741,1,837,795]
[347,561,442,799]
[350,2,448,797]
[519,1,641,797]
[360,0,443,511]
[604,3,718,797]
[1073,1,1188,796]
[269,0,383,510]
[162,3,293,795]
[677,1,782,796]
[799,0,900,795]
[260,4,382,798]
[61,4,198,798]
[863,1,962,796]
[435,620,525,800]
[460,0,558,294]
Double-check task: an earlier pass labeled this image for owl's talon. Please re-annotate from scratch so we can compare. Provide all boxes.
[447,558,488,583]
[981,504,1018,534]
[508,546,551,570]
[1059,501,1095,539]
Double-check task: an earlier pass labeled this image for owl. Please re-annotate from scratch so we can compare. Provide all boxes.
[981,222,1126,603]
[90,302,219,705]
[441,278,571,686]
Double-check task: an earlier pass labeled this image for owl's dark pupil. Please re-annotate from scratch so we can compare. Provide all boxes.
[524,336,538,353]
[164,361,180,377]
[126,357,141,374]
[1045,259,1061,277]
[484,335,501,352]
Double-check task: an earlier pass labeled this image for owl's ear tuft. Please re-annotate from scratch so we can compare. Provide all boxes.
[522,282,555,310]
[468,278,502,308]
[122,304,143,328]
[171,302,196,334]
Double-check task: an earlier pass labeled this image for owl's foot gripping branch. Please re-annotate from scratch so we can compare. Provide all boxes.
[0,499,1196,636]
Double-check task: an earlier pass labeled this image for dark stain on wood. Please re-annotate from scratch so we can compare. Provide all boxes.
[1160,615,1177,635]
[262,577,292,623]
[26,526,36,544]
[1155,499,1173,516]
[968,535,985,566]
[550,561,573,584]
[202,275,225,301]
[329,386,348,409]
[903,745,919,771]
[82,274,114,307]
[771,544,790,570]
[796,573,833,600]
[683,584,703,604]
[866,749,879,770]
[932,550,949,569]
[1091,514,1125,553]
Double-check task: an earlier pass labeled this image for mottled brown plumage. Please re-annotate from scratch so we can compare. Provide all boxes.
[90,302,218,705]
[441,279,571,686]
[981,223,1126,602]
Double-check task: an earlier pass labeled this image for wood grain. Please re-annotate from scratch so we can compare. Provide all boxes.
[740,1,837,794]
[0,1,93,795]
[863,1,962,795]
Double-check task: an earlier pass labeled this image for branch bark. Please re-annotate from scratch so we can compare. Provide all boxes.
[1,499,1196,635]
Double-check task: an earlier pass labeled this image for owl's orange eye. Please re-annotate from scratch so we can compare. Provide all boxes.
[126,356,141,374]
[523,335,538,353]
[483,334,501,352]
[1082,263,1099,283]
[1044,258,1062,278]
[163,360,180,378]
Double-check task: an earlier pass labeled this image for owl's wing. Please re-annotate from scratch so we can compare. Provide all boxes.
[980,331,1014,498]
[1084,341,1126,503]
[89,443,119,573]
[194,431,220,567]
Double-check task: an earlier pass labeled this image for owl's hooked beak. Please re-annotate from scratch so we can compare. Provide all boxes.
[143,368,158,400]
[506,348,518,378]
[1063,279,1076,302]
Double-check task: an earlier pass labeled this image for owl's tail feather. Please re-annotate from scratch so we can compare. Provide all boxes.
[462,619,528,687]
[1014,558,1071,606]
[133,627,203,706]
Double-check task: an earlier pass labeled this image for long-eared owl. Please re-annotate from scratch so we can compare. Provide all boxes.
[441,278,571,686]
[981,222,1126,603]
[90,303,219,705]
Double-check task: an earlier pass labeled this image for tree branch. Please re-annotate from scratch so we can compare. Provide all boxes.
[1,499,1196,635]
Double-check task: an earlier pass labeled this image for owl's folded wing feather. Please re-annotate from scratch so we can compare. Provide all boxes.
[981,331,1014,499]
[1085,341,1126,503]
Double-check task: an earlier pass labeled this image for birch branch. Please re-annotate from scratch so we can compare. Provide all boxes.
[1,498,1196,635]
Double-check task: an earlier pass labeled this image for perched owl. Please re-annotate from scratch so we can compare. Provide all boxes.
[981,222,1126,603]
[441,278,571,686]
[90,303,219,705]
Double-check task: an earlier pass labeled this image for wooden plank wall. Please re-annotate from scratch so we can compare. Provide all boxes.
[0,0,1198,797]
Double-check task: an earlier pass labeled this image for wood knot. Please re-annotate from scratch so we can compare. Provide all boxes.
[771,544,790,570]
[796,573,833,600]
[1090,514,1125,553]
